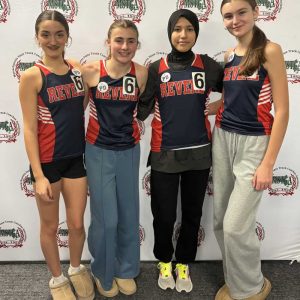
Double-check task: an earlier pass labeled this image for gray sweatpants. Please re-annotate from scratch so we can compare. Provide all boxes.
[212,127,269,299]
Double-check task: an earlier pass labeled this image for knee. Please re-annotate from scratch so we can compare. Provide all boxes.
[40,221,59,237]
[66,220,85,233]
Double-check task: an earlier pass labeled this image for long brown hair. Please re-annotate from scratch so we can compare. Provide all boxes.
[221,0,268,76]
[107,19,139,59]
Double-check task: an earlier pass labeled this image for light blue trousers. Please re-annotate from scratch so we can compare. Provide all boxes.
[85,142,140,290]
[212,127,269,299]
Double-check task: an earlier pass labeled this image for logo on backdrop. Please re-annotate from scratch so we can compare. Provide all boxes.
[20,170,35,198]
[142,169,151,196]
[0,221,27,248]
[256,222,265,241]
[213,51,226,69]
[12,52,41,82]
[176,0,214,22]
[136,119,145,136]
[109,0,146,23]
[56,221,69,248]
[139,224,145,245]
[0,0,10,23]
[206,169,213,196]
[268,167,299,196]
[0,112,20,143]
[41,0,78,23]
[173,223,205,247]
[80,52,107,65]
[256,0,282,21]
[144,52,168,68]
[283,50,300,84]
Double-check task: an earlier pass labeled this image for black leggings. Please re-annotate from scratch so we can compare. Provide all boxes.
[150,168,210,264]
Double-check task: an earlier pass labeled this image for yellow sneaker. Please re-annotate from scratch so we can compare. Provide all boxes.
[49,279,76,300]
[115,278,137,295]
[157,262,175,290]
[69,265,95,300]
[175,263,193,293]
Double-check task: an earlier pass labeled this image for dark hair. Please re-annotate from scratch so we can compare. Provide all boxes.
[35,10,69,37]
[107,19,139,59]
[221,0,267,76]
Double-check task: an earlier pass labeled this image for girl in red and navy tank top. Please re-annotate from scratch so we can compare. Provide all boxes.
[212,1,289,300]
[82,20,148,296]
[19,10,94,300]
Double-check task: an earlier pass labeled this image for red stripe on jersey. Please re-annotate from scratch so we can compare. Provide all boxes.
[158,58,169,74]
[132,118,140,144]
[128,62,136,76]
[215,101,225,128]
[86,98,100,144]
[151,100,162,152]
[100,60,107,77]
[192,54,204,69]
[257,76,273,135]
[37,96,56,162]
[35,62,51,76]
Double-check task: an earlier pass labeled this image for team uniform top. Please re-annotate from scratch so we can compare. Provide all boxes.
[216,53,273,135]
[86,60,140,151]
[35,61,85,163]
[151,54,222,152]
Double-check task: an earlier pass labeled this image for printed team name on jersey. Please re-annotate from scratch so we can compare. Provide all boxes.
[160,79,205,98]
[224,66,259,81]
[96,86,138,101]
[47,83,84,103]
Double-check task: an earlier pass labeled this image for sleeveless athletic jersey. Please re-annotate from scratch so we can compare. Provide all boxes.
[35,61,85,163]
[151,54,212,152]
[86,60,140,150]
[215,53,273,135]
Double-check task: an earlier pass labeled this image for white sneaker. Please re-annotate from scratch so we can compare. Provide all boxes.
[157,262,175,290]
[175,263,193,293]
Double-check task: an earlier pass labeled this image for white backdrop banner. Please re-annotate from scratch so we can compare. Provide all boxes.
[0,0,299,262]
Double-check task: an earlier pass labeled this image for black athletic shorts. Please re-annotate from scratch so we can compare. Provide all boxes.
[30,155,86,184]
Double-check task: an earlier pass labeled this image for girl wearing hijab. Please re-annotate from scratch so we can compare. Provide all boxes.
[137,9,223,293]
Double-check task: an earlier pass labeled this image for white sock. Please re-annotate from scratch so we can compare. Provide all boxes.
[51,273,68,286]
[68,264,82,275]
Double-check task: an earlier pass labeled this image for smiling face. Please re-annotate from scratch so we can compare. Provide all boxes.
[36,20,68,59]
[107,27,138,64]
[221,0,258,40]
[171,17,196,53]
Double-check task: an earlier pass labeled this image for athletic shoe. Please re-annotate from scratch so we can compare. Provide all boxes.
[157,262,175,290]
[69,265,95,300]
[93,276,119,297]
[49,278,76,300]
[175,263,193,293]
[115,278,137,295]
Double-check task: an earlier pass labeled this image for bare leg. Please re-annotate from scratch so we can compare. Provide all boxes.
[61,176,88,267]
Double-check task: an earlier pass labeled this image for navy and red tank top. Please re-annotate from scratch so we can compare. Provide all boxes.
[35,61,85,163]
[86,60,140,150]
[151,54,212,152]
[215,53,273,135]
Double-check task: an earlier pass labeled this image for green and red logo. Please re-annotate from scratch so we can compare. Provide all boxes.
[0,0,10,23]
[173,223,205,247]
[139,224,145,245]
[256,0,282,21]
[142,169,151,196]
[56,221,69,248]
[0,221,27,248]
[284,50,300,84]
[268,167,299,196]
[12,52,41,82]
[176,0,214,22]
[144,52,168,68]
[0,112,20,143]
[109,0,146,23]
[256,221,265,241]
[20,170,35,198]
[41,0,78,23]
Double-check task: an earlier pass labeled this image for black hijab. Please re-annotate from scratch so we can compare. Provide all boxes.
[167,9,199,63]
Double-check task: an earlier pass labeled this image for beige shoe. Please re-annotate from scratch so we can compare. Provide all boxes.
[49,279,76,300]
[69,266,95,300]
[215,284,232,300]
[244,278,272,300]
[115,278,137,295]
[94,276,119,297]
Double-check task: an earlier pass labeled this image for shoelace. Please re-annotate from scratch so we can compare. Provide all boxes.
[158,262,172,278]
[176,264,188,280]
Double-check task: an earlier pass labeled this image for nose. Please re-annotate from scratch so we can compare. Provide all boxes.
[49,35,57,44]
[232,14,239,24]
[180,29,187,38]
[121,41,129,49]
